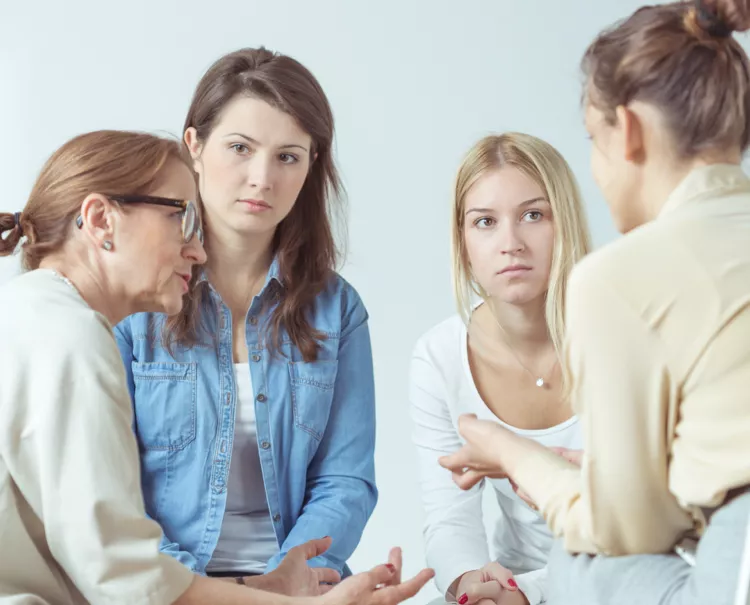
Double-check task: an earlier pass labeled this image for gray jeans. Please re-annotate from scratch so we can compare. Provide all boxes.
[547,492,750,605]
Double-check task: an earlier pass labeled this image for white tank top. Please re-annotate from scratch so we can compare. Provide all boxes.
[206,364,279,573]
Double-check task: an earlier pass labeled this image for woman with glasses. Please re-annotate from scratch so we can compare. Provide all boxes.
[0,128,432,605]
[114,47,378,585]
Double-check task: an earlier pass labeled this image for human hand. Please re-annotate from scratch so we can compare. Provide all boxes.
[438,414,513,490]
[454,563,524,605]
[317,550,433,605]
[257,537,341,596]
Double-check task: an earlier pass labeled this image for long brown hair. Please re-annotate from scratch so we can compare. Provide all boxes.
[164,47,345,362]
[582,0,750,157]
[0,130,190,269]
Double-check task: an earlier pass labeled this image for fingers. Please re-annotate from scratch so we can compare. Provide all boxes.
[438,447,471,473]
[386,547,402,585]
[365,563,399,589]
[561,449,584,466]
[549,447,584,467]
[451,468,486,490]
[460,579,503,604]
[314,566,342,586]
[295,536,333,560]
[374,568,435,603]
[482,563,518,591]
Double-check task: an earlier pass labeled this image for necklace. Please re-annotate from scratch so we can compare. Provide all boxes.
[488,305,558,388]
[49,268,81,297]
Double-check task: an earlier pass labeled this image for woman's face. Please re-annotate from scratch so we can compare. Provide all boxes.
[185,96,313,241]
[463,166,555,306]
[114,160,207,315]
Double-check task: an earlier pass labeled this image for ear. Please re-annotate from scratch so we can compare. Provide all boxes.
[77,194,117,249]
[183,127,204,173]
[615,105,645,163]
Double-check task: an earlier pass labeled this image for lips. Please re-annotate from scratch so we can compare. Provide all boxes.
[177,273,191,292]
[239,198,271,210]
[499,265,532,275]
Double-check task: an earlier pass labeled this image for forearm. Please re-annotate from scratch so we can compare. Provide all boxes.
[269,481,375,573]
[175,575,306,605]
[496,429,579,507]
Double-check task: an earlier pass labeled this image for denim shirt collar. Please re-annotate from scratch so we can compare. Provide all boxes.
[195,255,283,299]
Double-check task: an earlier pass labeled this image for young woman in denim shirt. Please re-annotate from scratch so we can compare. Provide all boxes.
[115,47,378,586]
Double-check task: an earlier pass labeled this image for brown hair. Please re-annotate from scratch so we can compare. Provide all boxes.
[0,130,190,270]
[165,47,344,362]
[582,0,750,157]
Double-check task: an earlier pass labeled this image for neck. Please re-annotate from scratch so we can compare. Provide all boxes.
[642,154,742,222]
[487,295,550,356]
[204,222,275,313]
[39,255,130,326]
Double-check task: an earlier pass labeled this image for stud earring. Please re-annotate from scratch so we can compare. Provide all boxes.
[102,240,113,251]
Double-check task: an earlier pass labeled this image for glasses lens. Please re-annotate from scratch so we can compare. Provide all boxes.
[183,202,196,243]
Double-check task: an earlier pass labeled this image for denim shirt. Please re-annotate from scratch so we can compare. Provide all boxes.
[114,259,377,576]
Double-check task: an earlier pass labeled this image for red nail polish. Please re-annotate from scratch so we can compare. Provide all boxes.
[508,578,518,589]
[386,564,395,572]
[458,594,468,605]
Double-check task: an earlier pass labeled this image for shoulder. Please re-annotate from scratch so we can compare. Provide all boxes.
[313,272,368,334]
[0,271,119,376]
[3,270,115,355]
[412,314,465,369]
[567,221,668,307]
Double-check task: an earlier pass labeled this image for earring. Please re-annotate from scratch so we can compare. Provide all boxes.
[102,240,113,251]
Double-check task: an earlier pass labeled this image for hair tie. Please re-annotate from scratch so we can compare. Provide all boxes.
[695,0,733,38]
[13,212,23,232]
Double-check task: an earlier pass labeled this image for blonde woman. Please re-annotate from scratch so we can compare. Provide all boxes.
[410,133,591,605]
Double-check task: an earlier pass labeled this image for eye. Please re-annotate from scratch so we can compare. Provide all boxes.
[230,143,250,154]
[171,209,185,220]
[474,217,495,229]
[522,210,544,222]
[279,153,299,164]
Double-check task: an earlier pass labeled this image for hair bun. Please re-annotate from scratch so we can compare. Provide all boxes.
[695,1,734,37]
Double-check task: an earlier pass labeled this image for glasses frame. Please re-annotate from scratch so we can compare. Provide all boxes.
[75,194,204,244]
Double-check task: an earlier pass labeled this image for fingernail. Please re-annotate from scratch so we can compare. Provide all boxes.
[508,578,518,590]
[386,564,396,572]
[458,594,468,605]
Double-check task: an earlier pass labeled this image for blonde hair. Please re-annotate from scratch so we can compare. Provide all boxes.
[451,132,592,358]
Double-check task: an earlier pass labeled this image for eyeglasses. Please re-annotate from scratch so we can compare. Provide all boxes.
[75,195,204,244]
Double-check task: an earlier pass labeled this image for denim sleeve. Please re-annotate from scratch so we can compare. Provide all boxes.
[266,291,378,575]
[113,318,201,573]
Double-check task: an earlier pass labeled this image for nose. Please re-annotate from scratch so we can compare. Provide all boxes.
[184,236,207,266]
[497,219,525,255]
[247,152,275,192]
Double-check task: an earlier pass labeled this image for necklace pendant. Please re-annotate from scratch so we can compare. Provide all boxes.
[536,378,545,387]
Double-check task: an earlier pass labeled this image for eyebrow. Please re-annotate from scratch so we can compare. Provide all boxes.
[224,132,309,152]
[465,197,549,215]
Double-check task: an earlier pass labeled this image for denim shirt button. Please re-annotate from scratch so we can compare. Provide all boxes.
[257,393,267,402]
[261,441,271,450]
[252,354,261,362]
[249,316,258,326]
[273,513,281,522]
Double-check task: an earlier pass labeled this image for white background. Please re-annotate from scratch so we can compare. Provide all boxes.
[2,2,748,602]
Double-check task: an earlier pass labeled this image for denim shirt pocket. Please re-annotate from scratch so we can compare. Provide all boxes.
[288,360,339,441]
[132,361,197,451]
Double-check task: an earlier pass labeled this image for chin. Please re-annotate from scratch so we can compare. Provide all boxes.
[493,284,547,307]
[161,296,185,316]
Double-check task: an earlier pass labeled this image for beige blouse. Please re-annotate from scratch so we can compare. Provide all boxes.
[527,164,750,556]
[0,270,193,604]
